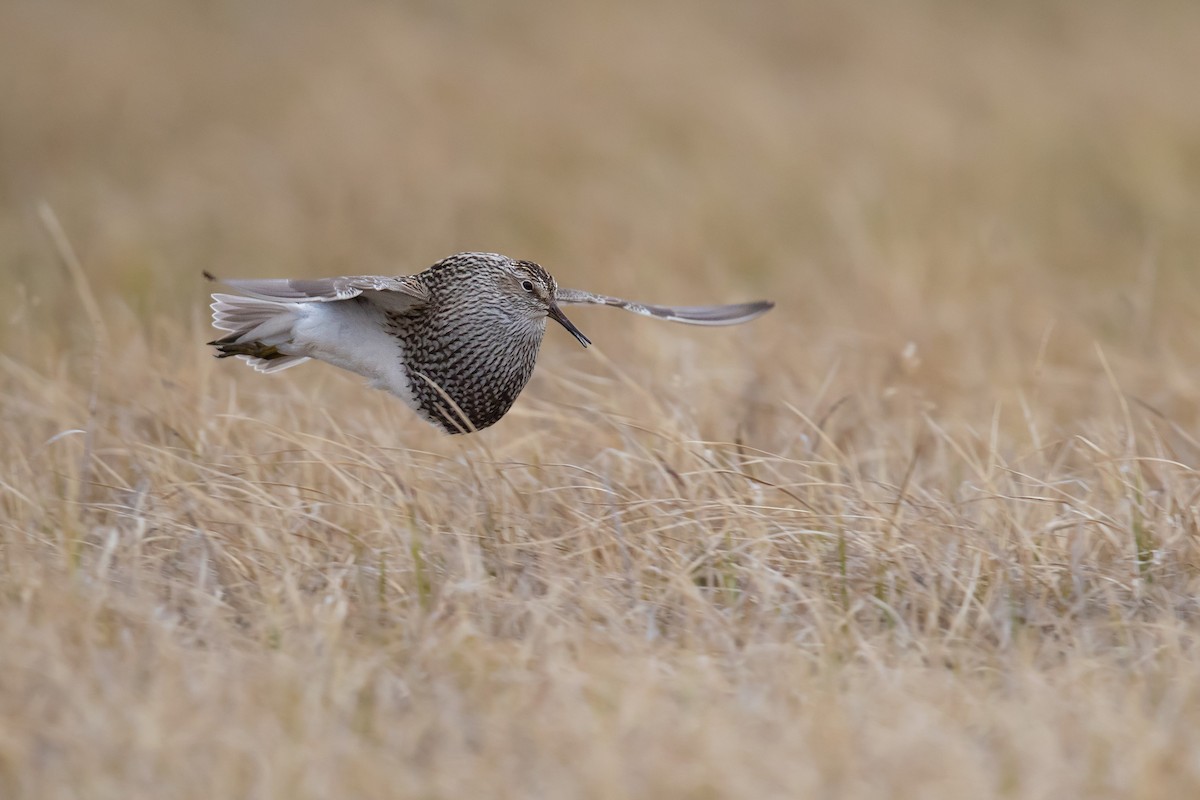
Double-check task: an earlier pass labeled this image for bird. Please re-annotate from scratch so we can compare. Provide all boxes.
[205,252,773,433]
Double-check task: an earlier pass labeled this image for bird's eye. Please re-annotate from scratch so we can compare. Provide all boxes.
[521,280,535,292]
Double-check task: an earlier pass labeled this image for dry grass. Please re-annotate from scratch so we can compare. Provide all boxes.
[4,0,1200,797]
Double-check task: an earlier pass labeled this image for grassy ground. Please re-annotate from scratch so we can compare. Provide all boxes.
[4,0,1200,797]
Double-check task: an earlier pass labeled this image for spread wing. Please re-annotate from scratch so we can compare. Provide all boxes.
[203,271,429,312]
[554,288,773,326]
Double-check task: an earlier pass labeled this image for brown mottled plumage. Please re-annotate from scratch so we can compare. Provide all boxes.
[207,252,772,433]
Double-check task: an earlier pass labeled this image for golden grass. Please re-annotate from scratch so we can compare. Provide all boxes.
[4,0,1200,796]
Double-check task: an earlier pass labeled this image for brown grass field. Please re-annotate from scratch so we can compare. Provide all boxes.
[4,0,1200,797]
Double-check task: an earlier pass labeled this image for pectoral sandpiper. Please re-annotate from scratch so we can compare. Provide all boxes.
[206,252,772,433]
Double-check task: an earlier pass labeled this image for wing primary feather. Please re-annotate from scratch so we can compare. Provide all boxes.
[203,272,429,307]
[555,288,773,327]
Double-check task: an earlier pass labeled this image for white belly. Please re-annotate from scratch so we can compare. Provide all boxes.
[288,301,421,412]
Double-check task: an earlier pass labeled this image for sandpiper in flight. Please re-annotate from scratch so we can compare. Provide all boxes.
[206,252,773,433]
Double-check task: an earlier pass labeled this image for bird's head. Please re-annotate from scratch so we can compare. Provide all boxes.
[504,259,590,348]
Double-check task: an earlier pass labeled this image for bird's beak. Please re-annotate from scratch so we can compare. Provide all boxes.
[548,302,591,348]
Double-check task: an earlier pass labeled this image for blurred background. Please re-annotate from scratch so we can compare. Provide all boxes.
[7,5,1200,795]
[2,0,1200,439]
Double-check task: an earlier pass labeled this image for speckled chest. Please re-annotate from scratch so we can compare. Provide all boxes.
[384,297,545,433]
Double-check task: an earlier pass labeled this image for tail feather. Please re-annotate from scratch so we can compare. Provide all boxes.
[208,293,311,373]
[241,354,309,373]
